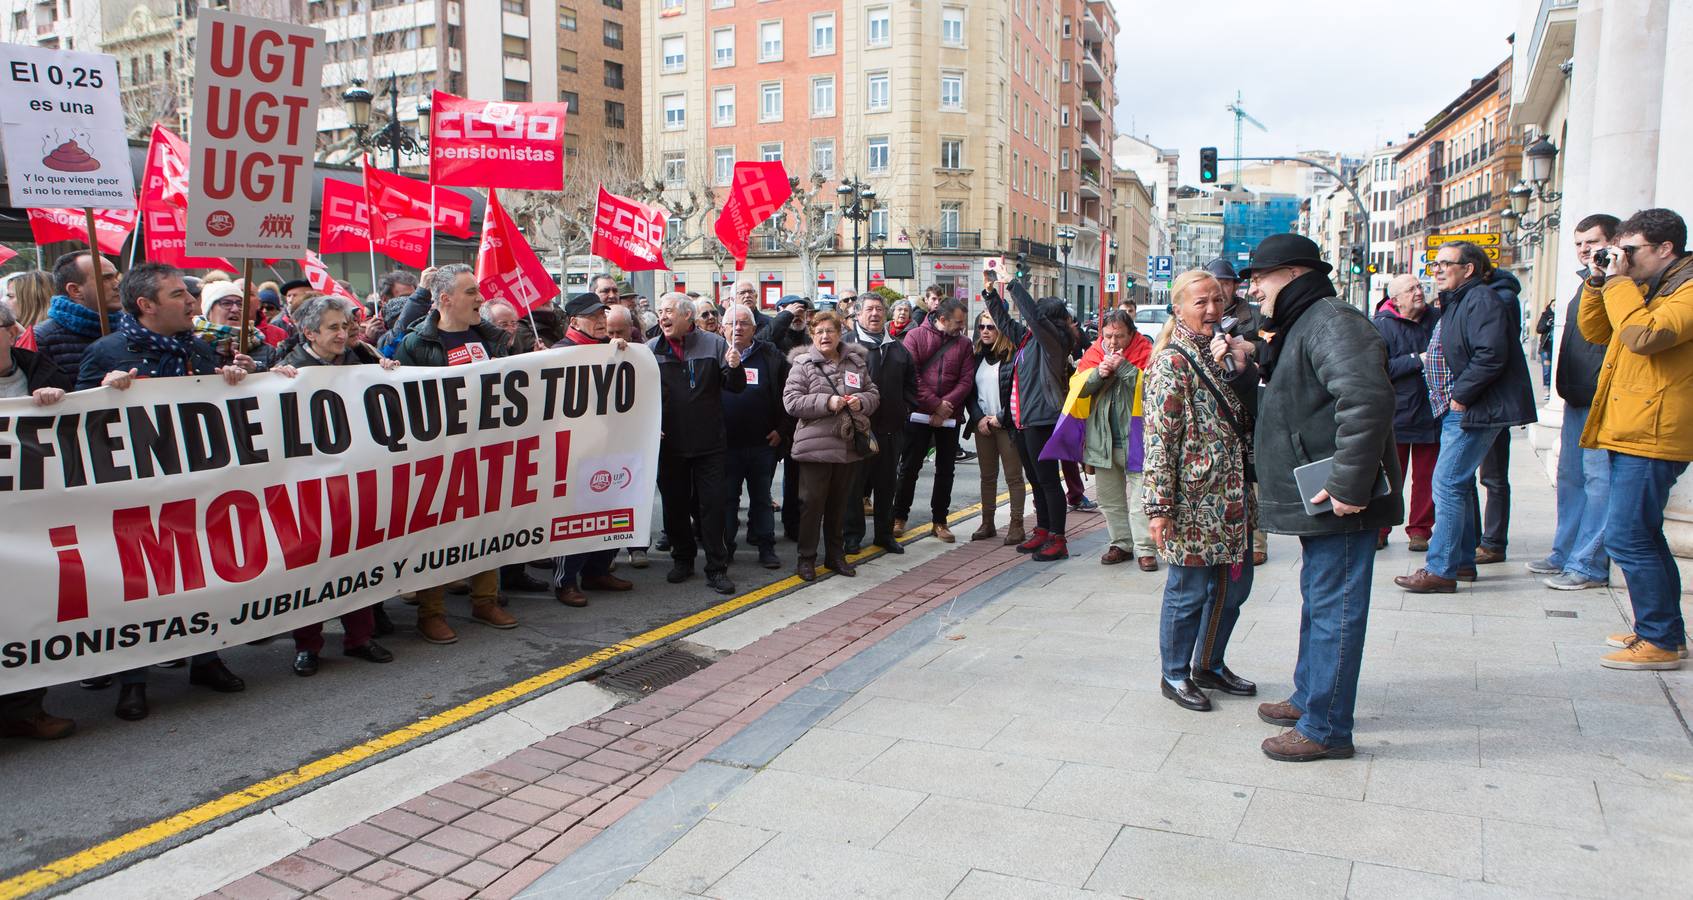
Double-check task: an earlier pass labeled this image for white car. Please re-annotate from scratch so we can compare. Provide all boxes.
[1134,306,1170,342]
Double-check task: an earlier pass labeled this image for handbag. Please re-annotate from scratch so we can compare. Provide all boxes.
[820,358,879,459]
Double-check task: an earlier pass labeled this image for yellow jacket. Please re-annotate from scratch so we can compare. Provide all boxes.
[1579,255,1693,461]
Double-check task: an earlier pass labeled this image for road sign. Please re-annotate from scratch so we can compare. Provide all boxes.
[1425,246,1501,262]
[1104,272,1120,292]
[1153,256,1174,280]
[1426,232,1501,248]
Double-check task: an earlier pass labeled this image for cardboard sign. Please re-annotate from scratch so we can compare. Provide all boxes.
[184,10,326,257]
[0,44,133,209]
[591,187,668,273]
[430,91,568,190]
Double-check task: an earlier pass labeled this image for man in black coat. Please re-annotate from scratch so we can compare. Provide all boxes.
[1396,242,1536,595]
[842,293,918,554]
[1245,234,1401,763]
[721,303,790,570]
[1469,267,1527,565]
[1372,274,1441,552]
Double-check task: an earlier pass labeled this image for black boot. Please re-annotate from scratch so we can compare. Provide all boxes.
[115,684,148,721]
[372,603,395,637]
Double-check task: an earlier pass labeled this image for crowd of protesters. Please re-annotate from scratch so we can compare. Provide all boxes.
[3,208,1690,765]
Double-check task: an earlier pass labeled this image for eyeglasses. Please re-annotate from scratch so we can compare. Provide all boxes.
[1431,260,1469,269]
[701,311,718,319]
[211,298,242,309]
[1617,244,1645,258]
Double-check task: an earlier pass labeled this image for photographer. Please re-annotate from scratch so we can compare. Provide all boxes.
[1577,208,1693,671]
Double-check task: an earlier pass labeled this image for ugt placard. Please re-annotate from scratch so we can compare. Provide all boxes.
[184,9,326,257]
[0,45,134,209]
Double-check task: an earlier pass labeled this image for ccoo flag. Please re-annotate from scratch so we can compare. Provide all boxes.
[713,162,793,270]
[476,189,559,314]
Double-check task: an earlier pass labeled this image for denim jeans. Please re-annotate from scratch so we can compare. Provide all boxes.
[1549,405,1611,581]
[1604,452,1688,651]
[1159,550,1253,682]
[1425,414,1505,579]
[1292,530,1376,747]
[724,445,779,551]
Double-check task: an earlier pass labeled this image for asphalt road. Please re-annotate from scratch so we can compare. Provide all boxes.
[0,457,990,886]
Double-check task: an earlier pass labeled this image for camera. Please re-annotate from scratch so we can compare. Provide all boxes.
[1593,247,1618,270]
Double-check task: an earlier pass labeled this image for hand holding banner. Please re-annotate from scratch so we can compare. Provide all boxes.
[592,187,668,273]
[430,91,568,191]
[477,190,559,313]
[713,162,793,270]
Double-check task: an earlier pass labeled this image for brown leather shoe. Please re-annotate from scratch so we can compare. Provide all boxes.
[1137,556,1160,572]
[970,523,997,541]
[892,518,907,536]
[796,558,817,582]
[1394,568,1457,593]
[1407,536,1429,552]
[825,557,858,577]
[1257,699,1302,727]
[1100,546,1131,566]
[555,585,588,607]
[1262,729,1354,762]
[1003,524,1026,546]
[1252,551,1268,566]
[582,573,633,592]
[1455,567,1477,583]
[1474,546,1506,565]
[418,616,458,644]
[932,523,956,543]
[472,605,519,629]
[0,711,75,740]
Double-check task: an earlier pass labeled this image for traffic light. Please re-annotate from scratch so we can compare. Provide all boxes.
[1366,263,1378,275]
[1349,248,1364,275]
[1014,252,1030,281]
[1199,147,1218,184]
[1125,274,1136,289]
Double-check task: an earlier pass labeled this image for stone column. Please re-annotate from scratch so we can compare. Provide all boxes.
[1651,1,1693,564]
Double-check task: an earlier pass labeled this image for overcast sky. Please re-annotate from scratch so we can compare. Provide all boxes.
[1114,0,1521,184]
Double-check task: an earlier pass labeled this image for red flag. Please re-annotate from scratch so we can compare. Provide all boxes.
[141,125,191,212]
[0,246,17,268]
[429,91,568,190]
[477,190,559,314]
[591,187,668,273]
[432,187,475,239]
[143,206,238,271]
[363,159,432,268]
[714,162,793,269]
[320,178,372,254]
[28,208,139,255]
[303,250,358,301]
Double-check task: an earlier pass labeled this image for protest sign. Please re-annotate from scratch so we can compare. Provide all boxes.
[320,177,372,254]
[0,346,661,692]
[184,9,326,257]
[143,206,238,271]
[0,44,133,209]
[429,91,567,191]
[477,190,559,313]
[591,187,668,273]
[27,207,138,255]
[714,162,793,270]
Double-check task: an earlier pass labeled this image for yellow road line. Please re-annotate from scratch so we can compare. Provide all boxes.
[0,495,1007,898]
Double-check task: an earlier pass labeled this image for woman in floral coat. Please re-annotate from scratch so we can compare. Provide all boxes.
[1143,270,1260,713]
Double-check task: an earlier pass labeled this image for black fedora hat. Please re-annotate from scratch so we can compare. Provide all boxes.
[1238,233,1332,278]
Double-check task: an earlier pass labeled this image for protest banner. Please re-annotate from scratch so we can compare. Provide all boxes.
[26,207,138,255]
[591,187,668,273]
[0,345,661,693]
[714,162,793,270]
[0,44,133,209]
[429,91,568,191]
[143,205,239,271]
[363,159,432,268]
[320,177,372,254]
[184,9,326,257]
[477,190,559,313]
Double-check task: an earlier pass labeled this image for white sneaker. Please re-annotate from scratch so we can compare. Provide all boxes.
[1525,557,1562,575]
[1542,572,1607,591]
[628,549,649,569]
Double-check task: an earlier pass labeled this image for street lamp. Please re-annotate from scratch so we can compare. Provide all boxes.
[838,177,877,293]
[343,73,429,171]
[1057,228,1077,315]
[1523,135,1559,190]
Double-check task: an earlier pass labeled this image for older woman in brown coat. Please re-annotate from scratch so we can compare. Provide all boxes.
[784,310,881,581]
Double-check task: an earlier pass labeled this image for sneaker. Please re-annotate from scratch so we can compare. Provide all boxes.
[1606,632,1688,657]
[1033,535,1069,561]
[628,549,650,569]
[666,562,695,584]
[758,547,781,569]
[1542,572,1608,591]
[1069,497,1100,512]
[1600,638,1683,670]
[1525,556,1563,575]
[706,573,738,595]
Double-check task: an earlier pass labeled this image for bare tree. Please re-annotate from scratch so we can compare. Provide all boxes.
[767,172,839,299]
[121,79,180,139]
[502,139,645,274]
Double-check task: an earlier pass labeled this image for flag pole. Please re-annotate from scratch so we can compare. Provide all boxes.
[238,258,256,354]
[81,208,111,337]
[429,185,437,267]
[127,216,142,269]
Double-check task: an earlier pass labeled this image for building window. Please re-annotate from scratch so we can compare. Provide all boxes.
[811,13,835,54]
[1060,60,1070,82]
[940,73,963,110]
[712,0,732,6]
[604,100,625,128]
[1059,191,1069,212]
[760,142,783,162]
[561,91,579,113]
[561,6,577,29]
[811,75,835,116]
[759,20,782,61]
[604,60,624,88]
[503,79,530,101]
[942,7,964,46]
[811,138,835,178]
[760,81,783,121]
[867,136,889,174]
[603,20,623,49]
[866,72,889,111]
[866,6,890,47]
[503,35,529,59]
[661,0,683,11]
[713,86,735,126]
[560,49,578,72]
[1059,148,1069,170]
[1062,15,1071,38]
[661,35,685,72]
[940,138,962,169]
[603,0,622,7]
[663,151,686,186]
[1059,105,1069,126]
[714,147,735,186]
[663,93,686,129]
[869,208,888,240]
[713,27,734,66]
[939,202,961,244]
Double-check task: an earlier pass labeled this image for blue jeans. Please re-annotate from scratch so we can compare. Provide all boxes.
[1425,413,1505,579]
[1549,405,1611,581]
[724,445,779,551]
[1292,530,1376,747]
[1604,452,1688,651]
[1159,551,1253,682]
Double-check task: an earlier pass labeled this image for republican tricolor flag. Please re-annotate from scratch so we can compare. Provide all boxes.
[1038,332,1153,467]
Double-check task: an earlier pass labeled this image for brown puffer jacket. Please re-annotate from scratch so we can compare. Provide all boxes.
[783,342,881,463]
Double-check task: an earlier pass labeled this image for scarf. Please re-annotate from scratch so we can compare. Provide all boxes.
[48,294,125,337]
[119,316,198,378]
[1171,319,1253,430]
[192,316,262,351]
[1040,332,1152,466]
[1257,270,1335,381]
[564,327,606,346]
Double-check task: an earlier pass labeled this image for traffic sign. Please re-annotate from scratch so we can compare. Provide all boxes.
[1425,246,1501,262]
[1426,232,1501,248]
[1153,256,1174,280]
[1104,272,1120,292]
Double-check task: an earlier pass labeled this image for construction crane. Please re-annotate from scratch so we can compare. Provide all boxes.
[1226,91,1268,187]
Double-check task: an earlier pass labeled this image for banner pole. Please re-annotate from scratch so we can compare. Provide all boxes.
[429,185,437,267]
[238,258,256,354]
[81,208,111,337]
[127,216,142,269]
[368,246,378,300]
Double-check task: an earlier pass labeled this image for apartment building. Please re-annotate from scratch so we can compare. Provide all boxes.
[1053,0,1118,314]
[558,0,641,170]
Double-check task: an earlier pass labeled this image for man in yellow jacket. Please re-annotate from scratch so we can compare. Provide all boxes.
[1578,208,1693,670]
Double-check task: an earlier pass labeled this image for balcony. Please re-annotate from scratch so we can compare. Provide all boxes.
[1079,131,1102,162]
[1080,91,1103,122]
[930,230,982,251]
[1078,166,1102,199]
[1016,238,1057,262]
[1081,4,1106,42]
[1432,192,1494,227]
[1080,43,1105,84]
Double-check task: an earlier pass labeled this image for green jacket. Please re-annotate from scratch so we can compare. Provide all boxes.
[1078,365,1144,471]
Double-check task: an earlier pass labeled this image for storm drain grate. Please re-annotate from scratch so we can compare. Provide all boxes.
[594,644,716,696]
[1545,610,1578,618]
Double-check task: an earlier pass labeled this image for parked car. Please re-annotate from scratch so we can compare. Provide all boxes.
[1134,306,1170,341]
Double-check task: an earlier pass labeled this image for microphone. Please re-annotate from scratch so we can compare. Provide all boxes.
[1219,316,1240,376]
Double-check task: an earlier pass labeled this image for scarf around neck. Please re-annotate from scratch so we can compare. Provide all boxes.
[120,316,198,378]
[1258,270,1335,381]
[48,294,125,337]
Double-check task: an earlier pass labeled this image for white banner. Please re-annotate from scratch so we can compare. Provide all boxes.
[0,44,134,209]
[0,347,660,693]
[184,9,326,257]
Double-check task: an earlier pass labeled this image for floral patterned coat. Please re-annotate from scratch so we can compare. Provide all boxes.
[1141,325,1257,567]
